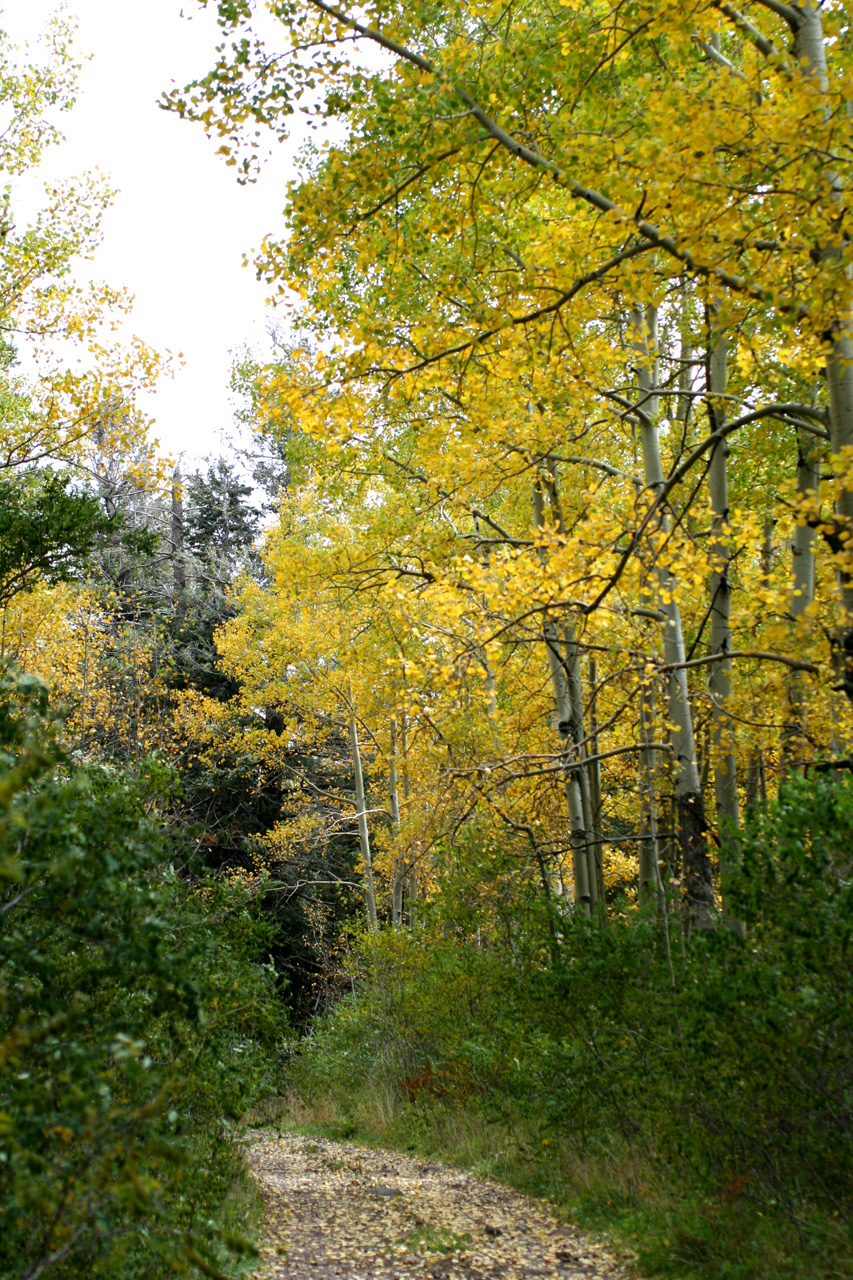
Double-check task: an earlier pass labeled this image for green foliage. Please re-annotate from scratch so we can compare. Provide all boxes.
[185,459,262,586]
[0,668,287,1279]
[290,775,853,1279]
[0,469,114,605]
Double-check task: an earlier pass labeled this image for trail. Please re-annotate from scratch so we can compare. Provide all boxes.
[247,1132,632,1280]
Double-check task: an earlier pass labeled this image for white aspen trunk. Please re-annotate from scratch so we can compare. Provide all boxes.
[400,711,417,914]
[785,430,820,766]
[826,334,853,700]
[389,715,405,926]
[632,304,716,930]
[792,431,819,618]
[745,518,773,802]
[533,482,591,915]
[745,752,766,810]
[348,709,377,929]
[788,5,853,704]
[707,323,742,927]
[564,624,603,912]
[389,717,401,828]
[793,3,828,89]
[587,657,604,881]
[676,279,694,431]
[542,464,602,910]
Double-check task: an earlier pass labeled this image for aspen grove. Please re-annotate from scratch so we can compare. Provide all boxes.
[3,4,853,1279]
[169,0,853,926]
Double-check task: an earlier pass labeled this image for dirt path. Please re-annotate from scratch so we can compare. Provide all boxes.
[247,1132,633,1280]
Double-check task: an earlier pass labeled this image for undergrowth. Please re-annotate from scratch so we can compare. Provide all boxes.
[273,774,853,1280]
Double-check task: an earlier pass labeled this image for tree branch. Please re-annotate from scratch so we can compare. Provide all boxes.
[662,649,819,675]
[374,241,655,378]
[305,0,801,311]
[586,402,830,613]
[710,0,788,61]
[749,0,800,29]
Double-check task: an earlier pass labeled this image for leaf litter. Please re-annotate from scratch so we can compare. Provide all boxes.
[246,1132,635,1280]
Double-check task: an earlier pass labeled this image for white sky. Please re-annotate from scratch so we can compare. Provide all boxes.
[6,0,302,465]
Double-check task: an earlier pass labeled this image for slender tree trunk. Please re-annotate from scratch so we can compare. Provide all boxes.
[542,464,603,910]
[676,277,694,433]
[745,752,766,811]
[532,483,591,915]
[632,304,715,930]
[784,430,820,766]
[707,321,743,929]
[389,715,406,926]
[348,706,377,929]
[399,709,417,915]
[783,5,853,707]
[564,624,603,913]
[638,677,660,901]
[826,336,853,701]
[171,465,186,612]
[587,656,604,886]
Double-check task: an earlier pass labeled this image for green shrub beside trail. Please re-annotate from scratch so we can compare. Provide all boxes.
[289,777,853,1280]
[0,669,286,1279]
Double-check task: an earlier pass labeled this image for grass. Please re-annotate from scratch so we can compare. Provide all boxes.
[248,1088,853,1280]
[394,1226,472,1256]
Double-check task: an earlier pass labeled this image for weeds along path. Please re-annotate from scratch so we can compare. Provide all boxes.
[247,1132,631,1280]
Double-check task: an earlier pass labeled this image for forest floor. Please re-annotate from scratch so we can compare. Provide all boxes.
[245,1132,634,1280]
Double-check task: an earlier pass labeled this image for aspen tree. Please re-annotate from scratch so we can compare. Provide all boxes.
[348,703,378,929]
[778,1,853,704]
[532,480,591,916]
[638,676,661,904]
[706,319,741,920]
[542,462,603,907]
[632,304,715,930]
[389,714,406,925]
[179,0,853,918]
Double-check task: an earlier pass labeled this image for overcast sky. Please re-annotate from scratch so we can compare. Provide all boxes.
[7,0,301,465]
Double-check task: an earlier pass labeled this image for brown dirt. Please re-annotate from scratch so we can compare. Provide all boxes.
[246,1132,633,1280]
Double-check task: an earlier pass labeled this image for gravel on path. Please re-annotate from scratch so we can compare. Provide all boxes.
[246,1132,635,1280]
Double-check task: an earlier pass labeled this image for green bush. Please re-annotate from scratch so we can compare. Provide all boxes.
[0,669,286,1279]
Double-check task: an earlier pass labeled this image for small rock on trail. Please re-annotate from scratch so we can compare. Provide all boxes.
[247,1132,633,1280]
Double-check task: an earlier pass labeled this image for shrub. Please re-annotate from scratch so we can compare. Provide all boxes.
[291,775,853,1269]
[0,668,286,1279]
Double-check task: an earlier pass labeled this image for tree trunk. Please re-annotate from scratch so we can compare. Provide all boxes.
[707,320,743,930]
[587,656,604,889]
[785,5,853,707]
[171,465,186,612]
[542,464,603,911]
[532,483,591,915]
[389,715,406,926]
[638,677,660,902]
[826,335,853,702]
[399,709,417,915]
[784,429,820,766]
[348,708,377,929]
[564,624,603,913]
[632,304,715,930]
